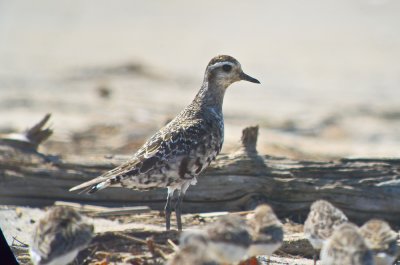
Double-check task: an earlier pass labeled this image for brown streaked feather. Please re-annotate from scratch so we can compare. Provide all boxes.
[69,117,218,193]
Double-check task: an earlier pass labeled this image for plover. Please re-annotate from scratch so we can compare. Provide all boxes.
[30,207,94,265]
[247,204,283,262]
[303,200,348,265]
[69,55,260,230]
[167,230,219,265]
[359,219,399,265]
[205,215,252,264]
[320,223,375,265]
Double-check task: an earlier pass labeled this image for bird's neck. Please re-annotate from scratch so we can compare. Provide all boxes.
[193,77,227,112]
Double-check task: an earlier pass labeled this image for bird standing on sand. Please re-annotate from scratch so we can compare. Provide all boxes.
[247,204,283,264]
[167,230,220,265]
[205,215,252,264]
[303,200,348,265]
[30,207,94,265]
[70,55,260,231]
[359,219,399,265]
[320,223,375,265]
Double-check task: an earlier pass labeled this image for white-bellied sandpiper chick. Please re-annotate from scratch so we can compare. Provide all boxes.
[205,215,252,264]
[246,204,283,263]
[167,230,219,265]
[359,219,399,265]
[304,200,348,265]
[320,223,375,265]
[30,207,94,265]
[69,55,260,231]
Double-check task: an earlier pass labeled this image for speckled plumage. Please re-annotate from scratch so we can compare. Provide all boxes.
[206,215,252,264]
[70,55,260,230]
[167,230,220,265]
[247,204,283,257]
[304,200,348,265]
[320,223,375,265]
[30,207,94,265]
[359,219,399,265]
[304,200,348,248]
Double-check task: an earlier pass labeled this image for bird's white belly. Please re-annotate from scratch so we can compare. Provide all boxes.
[247,242,281,256]
[208,242,247,264]
[375,253,396,265]
[307,236,324,250]
[30,248,80,265]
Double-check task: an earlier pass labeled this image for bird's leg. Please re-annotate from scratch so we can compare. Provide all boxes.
[165,188,175,231]
[174,190,185,231]
[313,249,318,265]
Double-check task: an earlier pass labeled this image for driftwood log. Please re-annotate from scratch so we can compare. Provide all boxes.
[0,115,399,225]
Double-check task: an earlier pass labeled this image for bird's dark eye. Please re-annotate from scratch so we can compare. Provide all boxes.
[222,64,232,72]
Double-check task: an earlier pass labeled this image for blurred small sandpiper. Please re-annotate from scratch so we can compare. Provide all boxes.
[167,230,219,265]
[29,207,94,265]
[360,219,399,265]
[205,214,252,264]
[303,200,348,265]
[320,222,375,265]
[246,204,283,264]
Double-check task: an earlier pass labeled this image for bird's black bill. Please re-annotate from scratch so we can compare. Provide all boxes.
[240,72,260,84]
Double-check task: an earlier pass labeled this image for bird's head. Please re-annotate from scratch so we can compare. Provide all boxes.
[205,55,260,88]
[251,204,275,222]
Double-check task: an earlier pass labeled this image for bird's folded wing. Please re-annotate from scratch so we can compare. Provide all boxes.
[69,119,209,193]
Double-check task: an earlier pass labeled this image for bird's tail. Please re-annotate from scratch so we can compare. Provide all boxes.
[69,176,112,194]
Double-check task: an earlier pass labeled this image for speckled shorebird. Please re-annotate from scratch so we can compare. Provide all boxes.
[69,55,260,230]
[359,219,399,265]
[303,200,348,265]
[205,215,252,264]
[30,207,94,265]
[246,204,283,264]
[167,230,220,265]
[320,223,375,265]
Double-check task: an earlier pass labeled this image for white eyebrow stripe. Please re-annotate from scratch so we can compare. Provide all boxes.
[208,61,235,70]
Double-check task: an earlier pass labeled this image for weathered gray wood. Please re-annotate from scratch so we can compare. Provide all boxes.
[0,124,399,225]
[53,201,151,216]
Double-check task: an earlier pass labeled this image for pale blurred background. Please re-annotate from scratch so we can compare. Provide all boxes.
[0,0,399,159]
